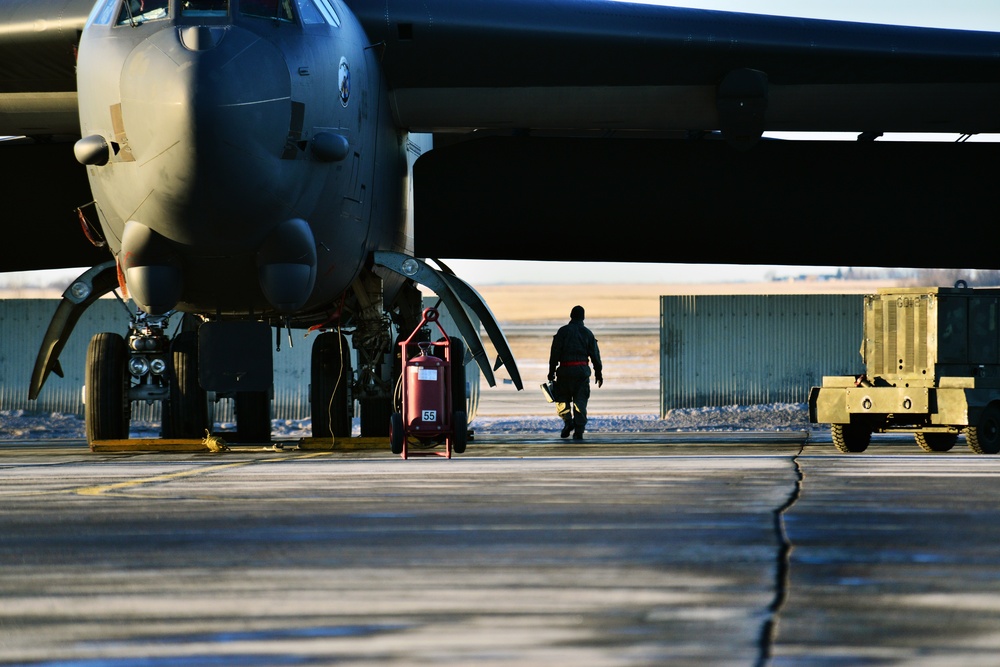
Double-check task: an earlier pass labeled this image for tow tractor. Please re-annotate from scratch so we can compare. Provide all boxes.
[810,286,1000,454]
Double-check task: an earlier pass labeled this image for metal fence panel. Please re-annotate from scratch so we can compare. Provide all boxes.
[1,299,126,416]
[0,298,478,422]
[660,294,864,414]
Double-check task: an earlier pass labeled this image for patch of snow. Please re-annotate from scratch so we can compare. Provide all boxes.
[0,403,824,440]
[475,403,821,434]
[0,410,87,440]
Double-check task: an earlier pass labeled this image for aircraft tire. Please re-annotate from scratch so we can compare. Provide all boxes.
[831,423,870,453]
[967,404,1000,454]
[85,332,130,443]
[234,391,271,443]
[914,432,957,453]
[311,332,352,439]
[166,331,209,439]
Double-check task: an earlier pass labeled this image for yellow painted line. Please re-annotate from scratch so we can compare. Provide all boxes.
[74,460,259,496]
[89,437,390,452]
[0,451,336,498]
[284,451,329,460]
[72,452,331,496]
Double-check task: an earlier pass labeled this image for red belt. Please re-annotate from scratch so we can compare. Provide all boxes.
[560,361,588,367]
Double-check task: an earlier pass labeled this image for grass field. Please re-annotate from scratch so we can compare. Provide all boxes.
[472,279,889,325]
[467,279,893,415]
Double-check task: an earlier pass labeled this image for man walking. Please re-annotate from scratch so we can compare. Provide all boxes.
[548,305,603,440]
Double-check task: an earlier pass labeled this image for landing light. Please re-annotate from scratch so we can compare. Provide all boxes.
[149,358,167,375]
[69,281,91,301]
[401,258,419,276]
[130,337,158,351]
[128,356,150,377]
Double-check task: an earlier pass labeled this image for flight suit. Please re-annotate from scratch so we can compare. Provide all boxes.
[548,317,602,439]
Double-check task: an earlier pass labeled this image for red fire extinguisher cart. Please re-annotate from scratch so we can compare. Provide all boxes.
[390,307,467,459]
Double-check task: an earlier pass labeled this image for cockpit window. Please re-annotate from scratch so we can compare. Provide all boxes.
[293,0,323,25]
[312,0,340,26]
[242,0,296,22]
[179,0,230,18]
[92,0,119,25]
[116,0,169,26]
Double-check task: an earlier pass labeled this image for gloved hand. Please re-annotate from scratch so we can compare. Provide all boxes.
[595,371,603,388]
[547,372,555,383]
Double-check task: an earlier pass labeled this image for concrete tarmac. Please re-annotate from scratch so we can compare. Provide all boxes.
[2,435,1000,666]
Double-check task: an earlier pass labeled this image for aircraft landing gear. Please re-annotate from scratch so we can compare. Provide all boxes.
[84,332,130,442]
[85,310,179,446]
[310,331,353,439]
[351,311,394,438]
[164,327,209,439]
[81,308,249,448]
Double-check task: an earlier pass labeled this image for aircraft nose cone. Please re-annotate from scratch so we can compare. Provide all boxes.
[119,25,293,246]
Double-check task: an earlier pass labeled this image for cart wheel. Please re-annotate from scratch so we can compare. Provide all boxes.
[915,432,957,453]
[967,404,1000,454]
[390,412,404,455]
[831,423,870,453]
[453,411,468,454]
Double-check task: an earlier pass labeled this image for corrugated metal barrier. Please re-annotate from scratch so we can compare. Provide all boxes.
[0,298,478,422]
[660,294,864,415]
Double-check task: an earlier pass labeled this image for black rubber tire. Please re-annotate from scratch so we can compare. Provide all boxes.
[311,332,352,439]
[389,412,404,455]
[967,404,1000,454]
[234,390,271,443]
[85,332,130,444]
[831,423,870,453]
[165,331,209,439]
[914,432,957,453]
[452,411,468,454]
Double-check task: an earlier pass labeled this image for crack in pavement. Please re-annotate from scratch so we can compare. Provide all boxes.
[756,446,804,666]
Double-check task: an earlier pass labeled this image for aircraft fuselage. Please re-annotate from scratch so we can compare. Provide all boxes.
[76,0,405,319]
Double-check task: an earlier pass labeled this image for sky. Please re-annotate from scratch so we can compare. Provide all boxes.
[6,0,998,288]
[619,0,1000,31]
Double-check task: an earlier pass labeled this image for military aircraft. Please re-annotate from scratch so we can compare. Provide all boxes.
[2,0,999,445]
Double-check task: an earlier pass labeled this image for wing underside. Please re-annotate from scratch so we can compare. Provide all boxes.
[0,0,100,273]
[0,139,107,272]
[412,135,1000,270]
[348,0,1000,135]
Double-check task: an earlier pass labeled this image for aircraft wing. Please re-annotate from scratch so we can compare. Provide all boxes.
[4,0,1000,273]
[0,0,94,137]
[346,0,1000,270]
[10,0,1000,137]
[0,0,106,272]
[348,0,1000,135]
